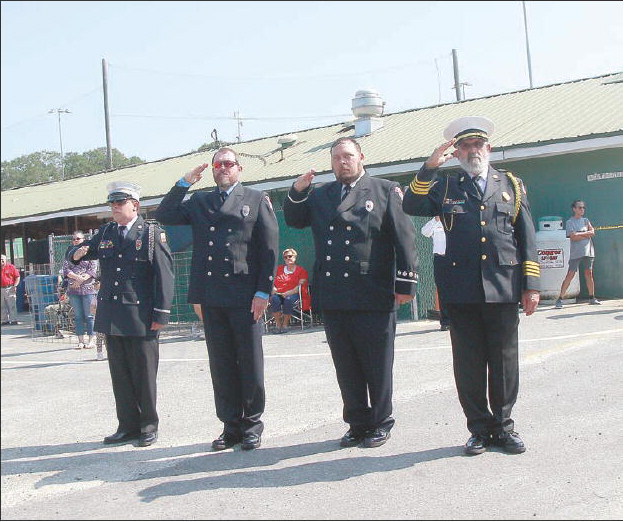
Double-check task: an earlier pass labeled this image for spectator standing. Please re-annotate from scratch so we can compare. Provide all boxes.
[402,116,541,455]
[1,254,21,325]
[555,200,601,308]
[283,137,419,449]
[70,181,174,447]
[154,147,279,452]
[420,216,450,331]
[269,248,310,333]
[61,231,99,349]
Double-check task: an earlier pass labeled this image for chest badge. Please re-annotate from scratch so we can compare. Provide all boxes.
[365,200,374,212]
[242,205,250,217]
[502,191,511,202]
[135,239,142,250]
[99,240,114,249]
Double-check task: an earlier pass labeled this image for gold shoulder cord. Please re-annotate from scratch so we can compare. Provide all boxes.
[441,175,454,232]
[504,172,522,224]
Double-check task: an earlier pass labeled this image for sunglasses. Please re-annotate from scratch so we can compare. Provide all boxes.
[212,160,238,169]
[284,255,296,258]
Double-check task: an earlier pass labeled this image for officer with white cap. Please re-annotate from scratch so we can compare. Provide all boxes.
[403,116,541,456]
[70,181,174,448]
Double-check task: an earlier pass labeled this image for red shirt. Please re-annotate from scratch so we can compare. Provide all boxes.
[273,264,311,310]
[1,263,20,287]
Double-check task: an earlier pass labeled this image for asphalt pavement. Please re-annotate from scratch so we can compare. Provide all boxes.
[1,299,623,520]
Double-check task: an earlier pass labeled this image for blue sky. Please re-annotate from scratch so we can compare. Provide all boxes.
[1,1,622,163]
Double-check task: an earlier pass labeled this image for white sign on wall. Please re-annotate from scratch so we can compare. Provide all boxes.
[537,248,564,268]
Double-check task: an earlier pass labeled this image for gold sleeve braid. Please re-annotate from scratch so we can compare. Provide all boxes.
[523,260,540,277]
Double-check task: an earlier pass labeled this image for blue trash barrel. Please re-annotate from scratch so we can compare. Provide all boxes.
[24,275,59,331]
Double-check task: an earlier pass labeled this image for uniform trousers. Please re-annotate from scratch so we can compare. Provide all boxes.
[202,306,265,438]
[446,303,520,436]
[322,309,396,433]
[105,334,160,434]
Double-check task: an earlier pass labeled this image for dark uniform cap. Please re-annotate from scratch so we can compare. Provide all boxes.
[106,181,141,203]
[443,116,495,146]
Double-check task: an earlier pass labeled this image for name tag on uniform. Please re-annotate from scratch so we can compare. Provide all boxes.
[502,192,511,202]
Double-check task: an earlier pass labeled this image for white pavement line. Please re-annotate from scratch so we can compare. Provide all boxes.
[1,328,621,368]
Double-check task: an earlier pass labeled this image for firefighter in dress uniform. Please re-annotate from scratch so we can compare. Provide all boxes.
[154,147,279,452]
[283,137,419,449]
[70,181,174,447]
[402,116,541,455]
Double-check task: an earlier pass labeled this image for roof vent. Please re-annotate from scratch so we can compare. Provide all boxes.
[351,89,385,137]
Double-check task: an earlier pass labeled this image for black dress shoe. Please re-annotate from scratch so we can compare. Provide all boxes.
[138,431,158,447]
[464,434,490,455]
[440,324,450,331]
[492,431,526,454]
[212,432,241,451]
[103,430,140,444]
[1,322,10,326]
[363,427,391,448]
[241,433,261,450]
[9,321,20,325]
[340,429,365,448]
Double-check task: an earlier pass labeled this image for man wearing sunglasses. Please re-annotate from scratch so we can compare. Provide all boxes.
[155,147,279,452]
[284,137,419,449]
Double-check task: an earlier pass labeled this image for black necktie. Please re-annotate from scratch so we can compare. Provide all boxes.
[341,185,351,202]
[118,225,126,242]
[471,176,483,197]
[220,191,228,203]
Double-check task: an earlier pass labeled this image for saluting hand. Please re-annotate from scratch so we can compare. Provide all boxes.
[184,163,209,185]
[293,170,316,193]
[424,139,457,169]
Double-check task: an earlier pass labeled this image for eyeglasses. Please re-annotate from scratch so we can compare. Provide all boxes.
[212,160,238,169]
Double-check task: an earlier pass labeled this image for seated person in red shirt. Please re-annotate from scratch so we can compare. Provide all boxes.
[269,248,310,333]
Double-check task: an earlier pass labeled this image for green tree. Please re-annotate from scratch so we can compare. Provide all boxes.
[1,148,145,190]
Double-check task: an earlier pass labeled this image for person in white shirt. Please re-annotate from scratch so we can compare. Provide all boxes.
[421,216,450,331]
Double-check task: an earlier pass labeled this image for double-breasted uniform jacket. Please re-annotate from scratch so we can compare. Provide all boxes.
[154,182,279,307]
[70,216,174,336]
[283,172,419,311]
[402,164,540,304]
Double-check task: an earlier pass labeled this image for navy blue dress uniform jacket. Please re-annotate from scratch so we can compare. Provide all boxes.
[283,172,419,311]
[154,183,279,307]
[402,165,540,304]
[70,216,174,336]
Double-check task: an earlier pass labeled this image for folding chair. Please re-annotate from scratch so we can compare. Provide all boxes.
[291,282,313,330]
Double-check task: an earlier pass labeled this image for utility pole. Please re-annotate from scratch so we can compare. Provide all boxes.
[522,1,534,88]
[452,49,463,102]
[234,110,243,143]
[102,58,113,169]
[48,108,71,180]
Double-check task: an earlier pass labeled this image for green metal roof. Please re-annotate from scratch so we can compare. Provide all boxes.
[2,73,622,223]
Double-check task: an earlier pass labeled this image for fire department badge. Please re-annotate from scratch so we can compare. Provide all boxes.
[242,205,250,217]
[365,200,374,212]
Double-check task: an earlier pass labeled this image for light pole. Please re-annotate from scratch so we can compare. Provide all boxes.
[48,108,71,180]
